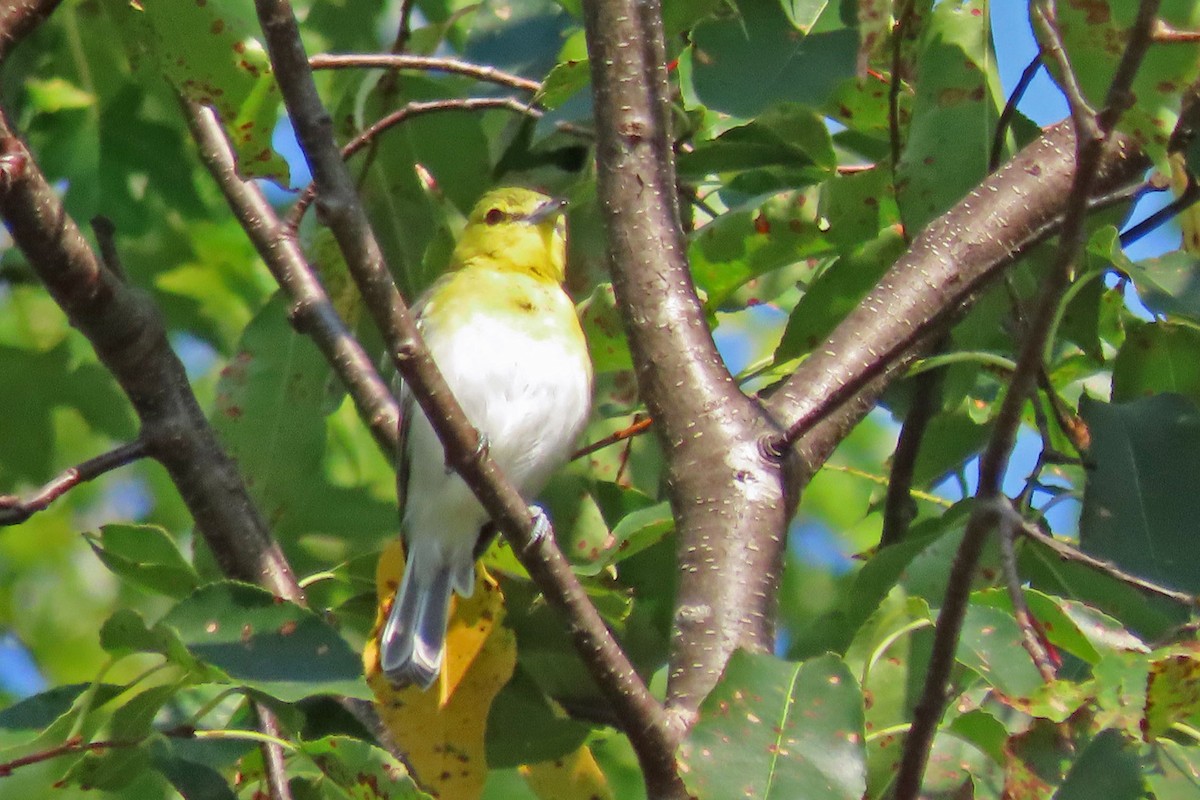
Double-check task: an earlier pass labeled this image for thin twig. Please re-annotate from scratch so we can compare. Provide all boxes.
[880,348,943,547]
[997,504,1058,682]
[571,415,653,462]
[1035,369,1089,455]
[1034,2,1099,139]
[0,736,139,777]
[90,216,127,282]
[309,53,541,94]
[389,0,417,55]
[283,96,540,233]
[1018,518,1200,607]
[888,0,914,175]
[990,55,1042,172]
[0,441,147,526]
[1120,173,1200,247]
[1152,21,1200,43]
[256,705,295,800]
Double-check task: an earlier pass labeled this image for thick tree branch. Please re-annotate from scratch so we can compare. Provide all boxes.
[0,108,304,797]
[252,0,673,777]
[0,0,61,62]
[581,0,799,753]
[0,114,301,602]
[767,121,1147,457]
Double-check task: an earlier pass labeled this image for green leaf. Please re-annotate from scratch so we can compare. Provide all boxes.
[1004,716,1077,796]
[298,735,427,798]
[910,411,991,488]
[896,0,1001,232]
[1094,650,1154,737]
[0,683,124,751]
[102,0,288,182]
[820,165,899,253]
[688,0,857,118]
[1126,251,1200,321]
[1080,394,1200,594]
[678,103,835,182]
[62,738,154,791]
[24,77,95,112]
[108,684,178,741]
[774,227,906,362]
[485,670,590,768]
[535,59,590,109]
[1055,729,1145,800]
[339,74,458,298]
[149,738,238,800]
[210,295,397,553]
[957,603,1045,700]
[161,582,371,701]
[1113,322,1200,406]
[86,524,200,599]
[679,652,866,800]
[1147,739,1200,800]
[604,500,675,567]
[780,0,834,33]
[100,609,205,675]
[578,283,633,373]
[1021,535,1183,642]
[690,189,834,310]
[1145,649,1200,741]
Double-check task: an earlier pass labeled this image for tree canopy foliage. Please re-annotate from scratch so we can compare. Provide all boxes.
[2,1,1200,799]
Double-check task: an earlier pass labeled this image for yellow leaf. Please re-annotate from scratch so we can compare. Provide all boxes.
[519,744,614,800]
[365,539,518,800]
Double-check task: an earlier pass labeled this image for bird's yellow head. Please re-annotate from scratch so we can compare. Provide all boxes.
[450,188,568,284]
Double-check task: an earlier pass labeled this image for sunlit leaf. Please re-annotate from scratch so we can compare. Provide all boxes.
[680,651,866,800]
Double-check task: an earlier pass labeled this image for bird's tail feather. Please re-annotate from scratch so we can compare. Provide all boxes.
[379,545,454,689]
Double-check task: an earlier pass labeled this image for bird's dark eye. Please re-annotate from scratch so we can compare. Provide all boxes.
[485,208,505,225]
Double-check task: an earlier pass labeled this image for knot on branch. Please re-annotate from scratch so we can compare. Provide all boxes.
[757,433,789,464]
[0,136,28,191]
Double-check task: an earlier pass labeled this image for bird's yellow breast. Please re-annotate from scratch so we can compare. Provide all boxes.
[419,265,588,360]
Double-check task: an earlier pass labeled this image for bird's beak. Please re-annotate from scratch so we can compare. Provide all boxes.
[525,197,568,224]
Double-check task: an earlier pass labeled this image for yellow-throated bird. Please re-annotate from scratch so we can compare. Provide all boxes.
[379,187,593,689]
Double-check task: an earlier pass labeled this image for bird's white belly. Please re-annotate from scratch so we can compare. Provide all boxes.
[401,311,591,551]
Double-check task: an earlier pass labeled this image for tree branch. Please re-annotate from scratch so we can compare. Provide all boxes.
[181,99,400,458]
[283,96,542,233]
[0,441,147,527]
[767,120,1148,456]
[1019,517,1200,608]
[581,0,800,755]
[308,53,541,94]
[0,107,305,799]
[0,114,301,602]
[0,0,61,62]
[252,0,673,778]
